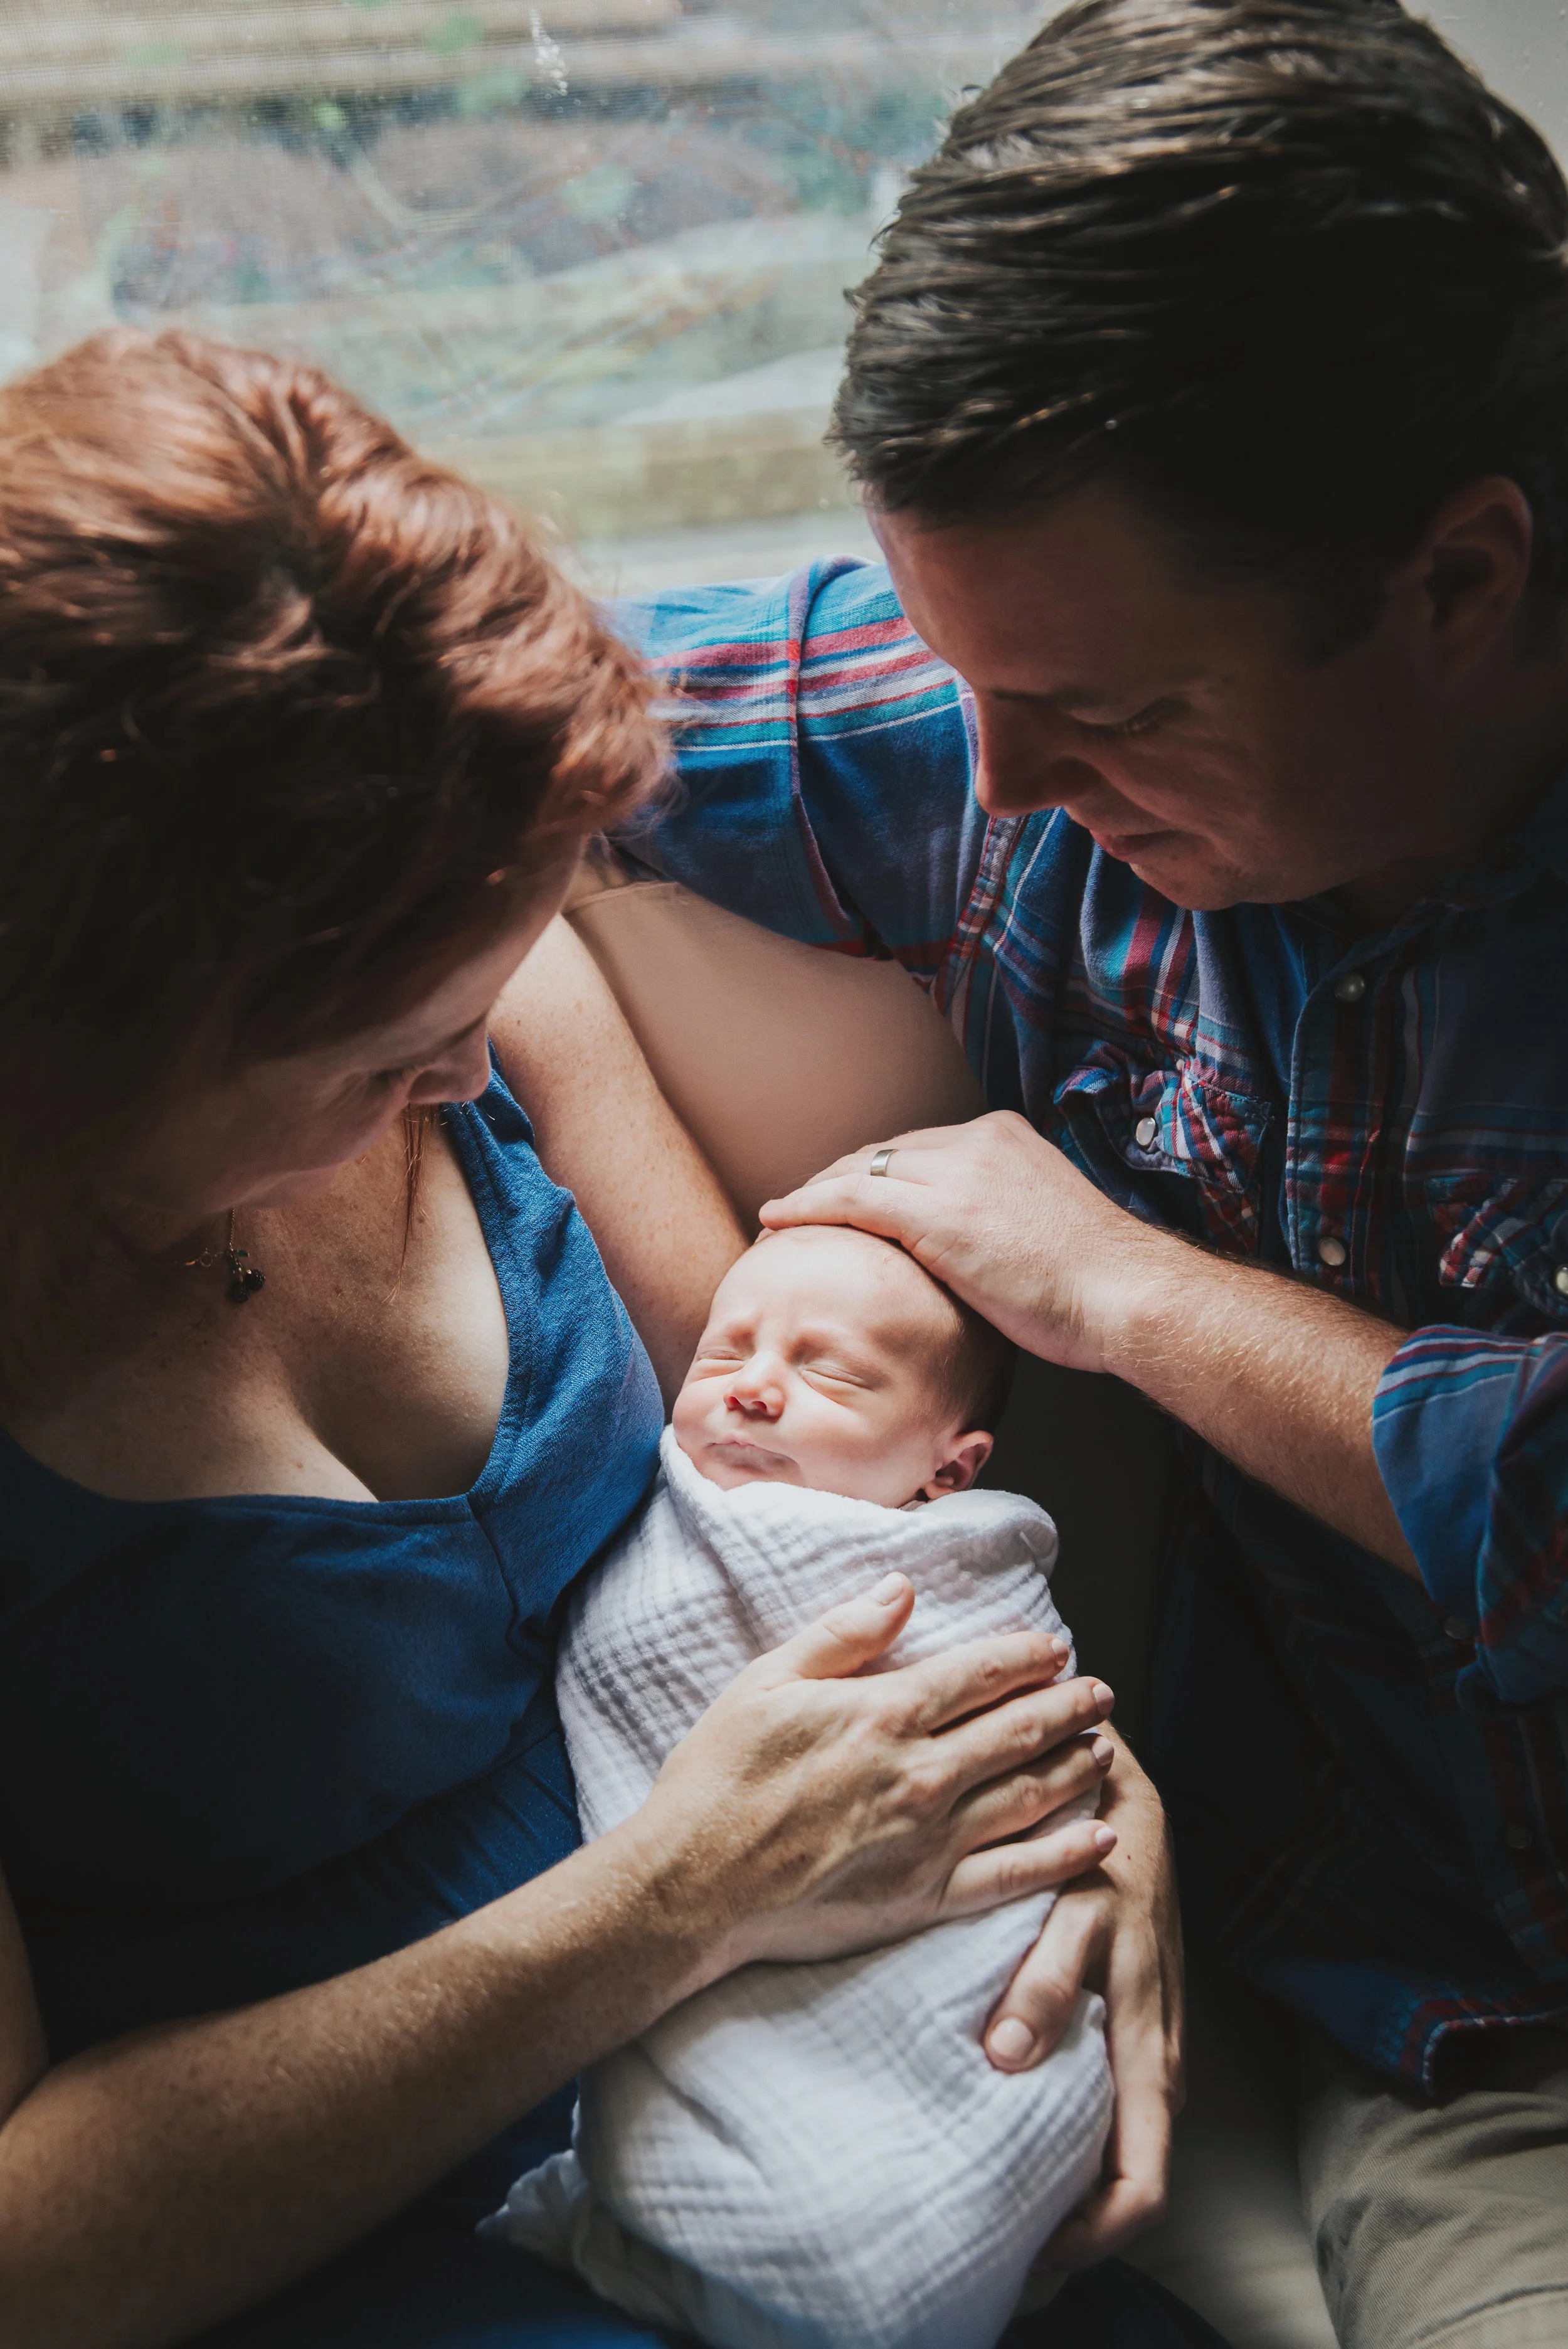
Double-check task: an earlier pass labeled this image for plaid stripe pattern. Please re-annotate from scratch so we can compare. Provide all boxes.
[614,559,1568,2087]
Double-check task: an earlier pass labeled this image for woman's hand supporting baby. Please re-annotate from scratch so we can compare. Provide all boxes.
[627,1571,1116,1979]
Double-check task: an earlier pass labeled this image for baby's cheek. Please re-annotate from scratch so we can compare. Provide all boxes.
[822,1413,891,1464]
[670,1382,707,1453]
[798,1408,910,1495]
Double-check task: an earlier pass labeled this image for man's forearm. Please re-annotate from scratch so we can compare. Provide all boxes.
[1098,1225,1418,1574]
[762,1111,1421,1575]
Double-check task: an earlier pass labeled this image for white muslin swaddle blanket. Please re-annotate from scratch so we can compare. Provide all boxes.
[484,1427,1113,2349]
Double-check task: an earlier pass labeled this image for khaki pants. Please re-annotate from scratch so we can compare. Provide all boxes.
[1130,1961,1568,2349]
[1299,2023,1568,2349]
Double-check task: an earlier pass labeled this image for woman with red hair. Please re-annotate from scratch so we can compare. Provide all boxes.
[0,332,1124,2347]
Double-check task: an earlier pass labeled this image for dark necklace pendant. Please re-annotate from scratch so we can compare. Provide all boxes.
[225,1248,265,1303]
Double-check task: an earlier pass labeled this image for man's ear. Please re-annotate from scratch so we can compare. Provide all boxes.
[1388,474,1535,687]
[922,1430,994,1501]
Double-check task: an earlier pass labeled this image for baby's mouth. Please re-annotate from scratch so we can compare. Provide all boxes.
[707,1438,795,1476]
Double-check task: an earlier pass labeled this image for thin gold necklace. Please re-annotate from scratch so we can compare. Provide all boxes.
[185,1209,267,1303]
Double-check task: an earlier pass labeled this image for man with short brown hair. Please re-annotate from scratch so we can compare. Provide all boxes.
[619,5,1568,2341]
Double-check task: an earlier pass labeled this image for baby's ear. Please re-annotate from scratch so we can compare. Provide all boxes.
[921,1429,993,1502]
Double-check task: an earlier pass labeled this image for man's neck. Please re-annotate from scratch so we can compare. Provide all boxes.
[1328,861,1456,935]
[1332,639,1568,935]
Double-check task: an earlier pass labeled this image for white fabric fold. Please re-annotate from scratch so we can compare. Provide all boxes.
[484,1428,1113,2349]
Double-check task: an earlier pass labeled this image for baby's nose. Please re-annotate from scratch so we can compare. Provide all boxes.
[726,1372,781,1419]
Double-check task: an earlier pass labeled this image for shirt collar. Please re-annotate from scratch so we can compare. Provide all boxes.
[1281,765,1568,954]
[1434,763,1568,908]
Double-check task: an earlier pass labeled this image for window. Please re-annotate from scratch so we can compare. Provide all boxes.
[0,2,1559,590]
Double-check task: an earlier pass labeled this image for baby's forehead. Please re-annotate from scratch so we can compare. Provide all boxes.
[721,1226,949,1331]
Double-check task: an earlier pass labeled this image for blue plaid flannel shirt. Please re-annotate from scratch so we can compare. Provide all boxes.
[613,557,1568,2089]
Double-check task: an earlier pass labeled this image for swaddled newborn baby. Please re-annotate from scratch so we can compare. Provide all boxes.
[485,1228,1114,2349]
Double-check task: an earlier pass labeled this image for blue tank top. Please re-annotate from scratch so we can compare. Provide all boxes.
[0,1070,662,2187]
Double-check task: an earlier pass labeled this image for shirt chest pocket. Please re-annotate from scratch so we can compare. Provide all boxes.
[1052,1042,1275,1254]
[1424,1172,1568,1328]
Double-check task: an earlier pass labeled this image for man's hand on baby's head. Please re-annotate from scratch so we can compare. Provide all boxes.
[672,1224,1006,1509]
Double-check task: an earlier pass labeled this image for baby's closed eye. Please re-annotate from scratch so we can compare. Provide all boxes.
[799,1359,876,1393]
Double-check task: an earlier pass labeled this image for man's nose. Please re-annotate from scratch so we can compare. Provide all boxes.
[973,699,1104,818]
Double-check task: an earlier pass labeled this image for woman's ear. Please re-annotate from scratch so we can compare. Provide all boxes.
[921,1429,994,1501]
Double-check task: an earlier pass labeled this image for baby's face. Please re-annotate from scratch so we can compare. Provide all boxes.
[672,1228,991,1509]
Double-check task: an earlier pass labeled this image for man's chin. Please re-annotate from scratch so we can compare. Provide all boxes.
[1120,842,1272,912]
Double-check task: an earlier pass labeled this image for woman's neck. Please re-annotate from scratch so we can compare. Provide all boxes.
[0,1180,229,1423]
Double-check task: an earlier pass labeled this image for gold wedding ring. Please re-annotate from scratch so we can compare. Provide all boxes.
[869,1147,897,1178]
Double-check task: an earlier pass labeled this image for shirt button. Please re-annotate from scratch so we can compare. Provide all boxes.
[1334,972,1367,1004]
[1503,1824,1534,1854]
[1443,1616,1471,1644]
[1317,1234,1348,1269]
[1134,1116,1158,1150]
[1555,1265,1568,1299]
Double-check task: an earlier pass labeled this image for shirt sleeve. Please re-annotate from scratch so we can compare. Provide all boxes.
[607,557,990,986]
[1373,1326,1568,1707]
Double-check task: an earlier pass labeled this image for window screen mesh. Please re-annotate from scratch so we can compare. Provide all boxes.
[0,2,1560,586]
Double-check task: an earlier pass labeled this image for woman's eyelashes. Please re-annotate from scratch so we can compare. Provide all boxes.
[366,1013,490,1093]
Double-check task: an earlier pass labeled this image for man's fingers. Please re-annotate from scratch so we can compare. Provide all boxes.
[983,1882,1111,2069]
[759,1170,931,1237]
[766,1574,915,1682]
[790,1125,982,1190]
[787,1144,913,1190]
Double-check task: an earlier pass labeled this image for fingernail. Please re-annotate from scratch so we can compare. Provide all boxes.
[988,2017,1036,2067]
[1049,1636,1069,1662]
[1091,1737,1115,1769]
[1093,1825,1117,1854]
[872,1573,907,1604]
[1091,1681,1115,1713]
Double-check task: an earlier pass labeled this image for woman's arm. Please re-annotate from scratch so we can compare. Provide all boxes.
[490,916,747,1403]
[0,1820,713,2349]
[0,1583,1115,2349]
